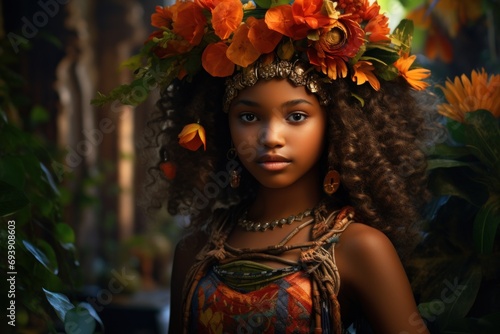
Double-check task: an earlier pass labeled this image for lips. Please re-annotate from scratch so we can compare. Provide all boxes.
[256,154,291,171]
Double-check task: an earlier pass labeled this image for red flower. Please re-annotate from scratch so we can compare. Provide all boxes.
[151,5,174,29]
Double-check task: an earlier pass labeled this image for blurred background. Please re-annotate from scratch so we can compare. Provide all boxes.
[0,0,499,333]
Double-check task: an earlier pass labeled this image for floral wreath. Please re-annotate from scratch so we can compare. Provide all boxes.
[92,0,431,155]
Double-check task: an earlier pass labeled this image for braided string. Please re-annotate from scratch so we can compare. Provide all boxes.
[181,205,355,333]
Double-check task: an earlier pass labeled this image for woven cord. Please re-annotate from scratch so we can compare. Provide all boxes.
[181,205,355,333]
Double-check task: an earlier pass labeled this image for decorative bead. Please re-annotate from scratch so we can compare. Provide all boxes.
[237,208,313,232]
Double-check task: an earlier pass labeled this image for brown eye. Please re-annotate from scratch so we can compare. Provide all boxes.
[240,113,257,122]
[287,113,307,123]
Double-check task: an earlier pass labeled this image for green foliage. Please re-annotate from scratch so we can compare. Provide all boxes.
[411,109,500,333]
[0,37,101,333]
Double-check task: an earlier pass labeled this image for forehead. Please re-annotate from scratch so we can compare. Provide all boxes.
[230,79,321,107]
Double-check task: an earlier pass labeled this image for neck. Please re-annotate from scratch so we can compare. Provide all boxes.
[247,167,323,221]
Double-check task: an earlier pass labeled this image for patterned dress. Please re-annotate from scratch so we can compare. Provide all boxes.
[182,205,356,334]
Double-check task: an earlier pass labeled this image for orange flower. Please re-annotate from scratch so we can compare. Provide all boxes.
[406,4,431,29]
[172,1,207,46]
[195,0,217,11]
[352,61,380,90]
[226,24,261,67]
[266,0,334,40]
[437,69,500,123]
[337,0,367,23]
[394,54,431,91]
[307,19,364,80]
[202,42,235,77]
[178,123,206,151]
[247,17,282,54]
[425,29,453,63]
[151,5,174,29]
[364,13,390,42]
[361,0,381,21]
[291,0,336,30]
[212,0,243,40]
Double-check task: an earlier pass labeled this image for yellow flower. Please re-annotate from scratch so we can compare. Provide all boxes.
[178,123,206,151]
[393,54,431,91]
[437,69,500,123]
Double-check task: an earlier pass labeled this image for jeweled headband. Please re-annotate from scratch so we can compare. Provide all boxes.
[92,0,431,153]
[224,56,331,112]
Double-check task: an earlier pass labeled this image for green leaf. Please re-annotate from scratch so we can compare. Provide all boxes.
[0,181,29,217]
[439,267,482,330]
[30,105,50,125]
[255,0,288,8]
[464,109,500,171]
[0,156,26,188]
[254,0,271,8]
[446,119,466,144]
[64,305,96,334]
[43,288,74,322]
[429,144,471,159]
[473,196,500,254]
[40,162,60,196]
[55,223,76,244]
[391,19,414,52]
[363,45,400,64]
[23,240,59,275]
[427,168,488,206]
[78,302,104,331]
[427,159,474,170]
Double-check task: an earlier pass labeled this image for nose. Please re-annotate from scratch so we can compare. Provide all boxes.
[258,119,285,148]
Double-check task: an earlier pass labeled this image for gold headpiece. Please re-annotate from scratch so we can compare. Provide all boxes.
[224,56,331,112]
[93,0,431,108]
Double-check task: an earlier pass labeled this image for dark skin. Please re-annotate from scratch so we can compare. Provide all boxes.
[168,80,429,334]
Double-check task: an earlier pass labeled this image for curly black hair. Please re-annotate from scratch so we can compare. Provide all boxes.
[142,70,438,259]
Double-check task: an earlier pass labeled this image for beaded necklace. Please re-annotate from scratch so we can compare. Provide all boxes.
[237,208,313,232]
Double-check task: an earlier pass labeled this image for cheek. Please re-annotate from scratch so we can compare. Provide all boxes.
[229,124,257,162]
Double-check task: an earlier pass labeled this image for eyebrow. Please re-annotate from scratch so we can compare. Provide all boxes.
[232,98,314,108]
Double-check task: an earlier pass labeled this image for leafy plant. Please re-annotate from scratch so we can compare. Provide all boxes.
[409,70,500,333]
[0,33,101,333]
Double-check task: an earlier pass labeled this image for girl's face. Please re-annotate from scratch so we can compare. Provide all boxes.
[228,78,326,190]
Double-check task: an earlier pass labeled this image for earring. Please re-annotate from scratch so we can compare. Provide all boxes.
[230,170,241,188]
[323,169,340,195]
[227,145,240,188]
[159,150,176,180]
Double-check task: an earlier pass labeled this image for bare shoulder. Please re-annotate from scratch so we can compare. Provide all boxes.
[336,223,429,333]
[336,222,403,285]
[338,222,397,260]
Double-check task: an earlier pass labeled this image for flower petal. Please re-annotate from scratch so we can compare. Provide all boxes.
[226,24,261,67]
[178,123,206,151]
[202,42,235,77]
[212,0,243,40]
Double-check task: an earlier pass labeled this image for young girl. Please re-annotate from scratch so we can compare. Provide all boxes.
[100,0,434,332]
